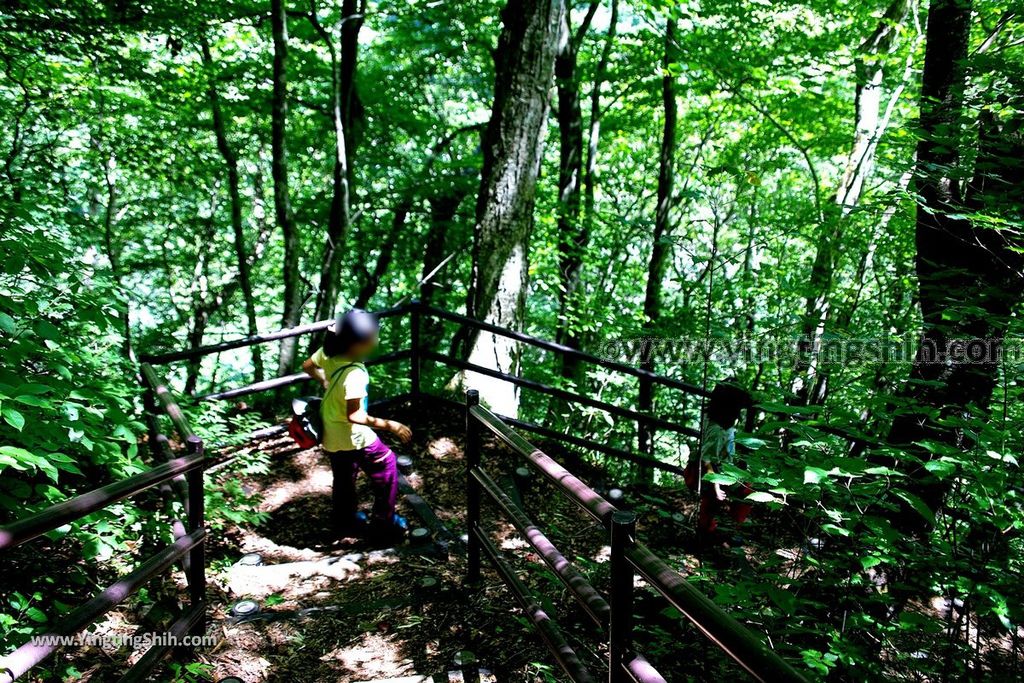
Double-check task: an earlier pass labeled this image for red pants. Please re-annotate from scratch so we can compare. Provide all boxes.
[683,462,753,535]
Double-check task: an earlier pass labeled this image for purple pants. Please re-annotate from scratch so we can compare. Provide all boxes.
[327,438,398,526]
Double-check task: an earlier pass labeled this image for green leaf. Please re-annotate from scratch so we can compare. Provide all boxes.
[25,607,47,623]
[14,383,50,396]
[859,555,882,570]
[745,491,777,503]
[803,467,828,485]
[923,459,957,478]
[35,319,60,341]
[893,489,936,526]
[13,395,49,408]
[0,313,15,334]
[2,408,25,431]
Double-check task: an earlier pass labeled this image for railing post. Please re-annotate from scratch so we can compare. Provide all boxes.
[410,300,422,403]
[184,435,206,635]
[609,510,637,683]
[637,374,654,483]
[465,389,481,584]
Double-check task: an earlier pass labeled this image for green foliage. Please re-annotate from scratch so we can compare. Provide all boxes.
[1,0,1022,679]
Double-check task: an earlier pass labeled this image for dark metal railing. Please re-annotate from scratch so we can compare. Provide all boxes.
[164,301,703,472]
[0,365,207,683]
[464,390,807,683]
[77,300,821,682]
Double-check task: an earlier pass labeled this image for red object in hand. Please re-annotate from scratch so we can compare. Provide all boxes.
[288,415,318,449]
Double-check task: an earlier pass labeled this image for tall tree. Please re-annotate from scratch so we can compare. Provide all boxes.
[461,0,565,415]
[884,0,1023,527]
[200,34,264,382]
[791,0,913,405]
[638,15,677,457]
[553,0,598,356]
[309,0,364,328]
[272,0,303,376]
[354,124,480,308]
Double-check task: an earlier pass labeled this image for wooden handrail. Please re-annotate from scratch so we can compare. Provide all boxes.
[432,394,689,476]
[431,351,698,437]
[473,528,596,683]
[140,363,197,440]
[470,404,617,525]
[117,601,206,683]
[624,542,807,683]
[1,369,207,683]
[471,465,610,626]
[137,301,876,451]
[197,349,412,401]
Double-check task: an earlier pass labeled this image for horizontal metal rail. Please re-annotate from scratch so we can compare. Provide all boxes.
[423,304,709,397]
[140,363,197,440]
[624,543,807,683]
[433,395,689,477]
[0,528,207,683]
[502,416,688,476]
[117,601,207,683]
[622,654,668,683]
[472,465,610,626]
[467,401,807,683]
[137,301,874,451]
[197,349,412,401]
[0,445,204,551]
[429,351,697,437]
[471,404,616,526]
[473,527,595,683]
[140,303,410,364]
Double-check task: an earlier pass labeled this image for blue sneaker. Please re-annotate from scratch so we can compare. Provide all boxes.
[369,513,408,545]
[337,511,369,538]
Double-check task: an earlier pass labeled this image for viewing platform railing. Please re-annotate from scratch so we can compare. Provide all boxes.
[0,365,206,683]
[1,300,832,681]
[465,390,807,683]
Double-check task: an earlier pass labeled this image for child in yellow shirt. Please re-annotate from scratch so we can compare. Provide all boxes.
[302,309,412,540]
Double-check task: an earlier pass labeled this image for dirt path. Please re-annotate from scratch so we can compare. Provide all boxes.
[197,403,572,682]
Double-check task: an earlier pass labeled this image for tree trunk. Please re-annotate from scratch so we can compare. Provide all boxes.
[791,0,912,404]
[553,1,598,362]
[638,17,677,459]
[354,197,412,309]
[460,0,564,416]
[421,189,467,348]
[883,0,1023,530]
[310,0,363,332]
[201,34,264,382]
[272,0,303,376]
[355,125,480,308]
[423,190,465,307]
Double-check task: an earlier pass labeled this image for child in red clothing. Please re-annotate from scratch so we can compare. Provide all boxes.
[683,380,754,542]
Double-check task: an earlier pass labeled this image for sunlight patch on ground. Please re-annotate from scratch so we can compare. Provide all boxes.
[428,437,461,460]
[321,632,417,680]
[225,556,362,600]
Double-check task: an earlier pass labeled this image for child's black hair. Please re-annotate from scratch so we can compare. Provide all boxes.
[324,309,379,357]
[706,377,753,429]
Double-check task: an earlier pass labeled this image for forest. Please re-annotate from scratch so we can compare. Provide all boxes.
[1,0,1023,680]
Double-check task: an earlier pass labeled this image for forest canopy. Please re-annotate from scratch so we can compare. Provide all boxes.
[1,0,1023,679]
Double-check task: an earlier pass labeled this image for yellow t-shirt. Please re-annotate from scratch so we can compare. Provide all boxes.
[310,348,376,452]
